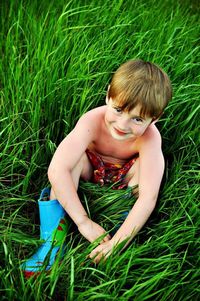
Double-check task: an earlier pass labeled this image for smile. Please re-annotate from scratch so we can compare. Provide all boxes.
[114,127,129,136]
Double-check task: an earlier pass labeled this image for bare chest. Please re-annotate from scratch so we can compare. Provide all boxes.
[88,129,139,163]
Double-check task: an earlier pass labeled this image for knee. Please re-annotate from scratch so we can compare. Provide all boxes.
[126,158,140,197]
[127,158,140,188]
[79,153,93,181]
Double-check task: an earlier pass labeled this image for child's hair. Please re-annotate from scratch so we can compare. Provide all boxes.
[108,59,172,119]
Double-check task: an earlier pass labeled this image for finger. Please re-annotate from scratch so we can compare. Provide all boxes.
[103,234,111,242]
[89,246,102,260]
[89,250,97,259]
[93,251,108,264]
[92,252,102,264]
[100,234,111,243]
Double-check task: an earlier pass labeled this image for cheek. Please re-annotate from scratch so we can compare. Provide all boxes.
[131,125,147,136]
[105,111,117,122]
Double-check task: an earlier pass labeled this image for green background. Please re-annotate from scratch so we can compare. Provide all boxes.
[0,0,199,300]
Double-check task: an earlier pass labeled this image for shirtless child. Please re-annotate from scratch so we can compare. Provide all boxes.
[22,59,172,276]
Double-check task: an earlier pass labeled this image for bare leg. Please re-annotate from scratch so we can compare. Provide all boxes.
[50,152,93,200]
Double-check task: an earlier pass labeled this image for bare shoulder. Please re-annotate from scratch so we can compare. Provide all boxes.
[139,123,162,149]
[49,106,106,170]
[137,123,164,166]
[74,106,106,134]
[79,106,106,123]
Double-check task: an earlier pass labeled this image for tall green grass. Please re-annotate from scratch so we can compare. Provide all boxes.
[0,0,199,300]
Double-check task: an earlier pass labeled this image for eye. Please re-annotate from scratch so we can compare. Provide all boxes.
[132,117,143,124]
[113,106,122,113]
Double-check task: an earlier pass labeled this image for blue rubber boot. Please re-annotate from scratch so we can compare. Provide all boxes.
[21,187,68,278]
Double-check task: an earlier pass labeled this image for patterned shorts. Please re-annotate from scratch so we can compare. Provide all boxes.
[86,149,138,190]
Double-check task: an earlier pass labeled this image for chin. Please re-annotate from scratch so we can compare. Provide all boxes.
[112,135,126,141]
[111,131,133,141]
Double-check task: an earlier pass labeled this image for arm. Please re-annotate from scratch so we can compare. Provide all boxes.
[112,131,164,245]
[48,113,110,243]
[89,128,164,261]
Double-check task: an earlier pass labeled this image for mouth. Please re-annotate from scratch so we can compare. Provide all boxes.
[114,127,129,136]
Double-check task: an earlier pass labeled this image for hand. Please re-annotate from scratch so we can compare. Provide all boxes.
[78,218,111,243]
[89,240,114,264]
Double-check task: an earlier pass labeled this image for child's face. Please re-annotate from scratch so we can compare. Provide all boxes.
[105,97,153,141]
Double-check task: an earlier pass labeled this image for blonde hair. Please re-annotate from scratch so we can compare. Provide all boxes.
[108,59,172,119]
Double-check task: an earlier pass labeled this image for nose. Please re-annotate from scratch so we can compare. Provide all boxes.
[116,116,130,131]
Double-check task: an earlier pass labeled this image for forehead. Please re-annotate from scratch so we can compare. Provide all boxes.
[109,98,153,122]
[110,97,143,116]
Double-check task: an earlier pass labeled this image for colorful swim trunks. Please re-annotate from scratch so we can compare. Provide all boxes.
[86,149,138,190]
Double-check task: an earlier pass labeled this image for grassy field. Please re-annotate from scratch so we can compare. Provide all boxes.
[0,0,199,300]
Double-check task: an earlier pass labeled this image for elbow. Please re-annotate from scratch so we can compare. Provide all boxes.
[47,163,60,184]
[47,164,70,185]
[47,165,55,184]
[142,202,156,218]
[144,201,156,215]
[138,195,157,214]
[147,195,157,212]
[139,191,158,211]
[150,201,156,213]
[149,196,158,213]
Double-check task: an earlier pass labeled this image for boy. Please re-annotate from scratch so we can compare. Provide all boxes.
[22,59,172,276]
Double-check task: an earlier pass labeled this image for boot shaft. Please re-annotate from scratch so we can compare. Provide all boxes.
[38,188,66,241]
